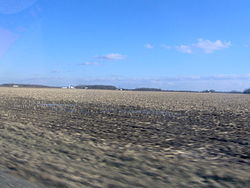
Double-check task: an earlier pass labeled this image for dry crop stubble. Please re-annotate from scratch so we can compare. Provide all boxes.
[0,87,250,187]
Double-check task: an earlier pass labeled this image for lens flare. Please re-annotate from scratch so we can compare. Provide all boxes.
[0,0,37,14]
[0,28,17,57]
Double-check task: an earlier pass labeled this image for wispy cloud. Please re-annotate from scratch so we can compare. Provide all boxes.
[176,45,193,54]
[79,62,100,66]
[162,44,172,49]
[50,70,60,73]
[96,53,126,60]
[195,39,231,53]
[163,39,231,54]
[144,43,154,49]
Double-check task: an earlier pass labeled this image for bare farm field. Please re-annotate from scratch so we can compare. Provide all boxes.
[0,87,250,188]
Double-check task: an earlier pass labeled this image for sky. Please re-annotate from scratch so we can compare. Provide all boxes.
[0,0,250,91]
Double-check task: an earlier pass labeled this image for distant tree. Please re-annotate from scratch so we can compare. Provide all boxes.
[209,89,216,93]
[229,90,242,94]
[0,83,55,88]
[75,85,117,90]
[133,88,162,91]
[201,89,216,93]
[243,88,250,94]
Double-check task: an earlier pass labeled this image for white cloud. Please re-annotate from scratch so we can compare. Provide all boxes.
[171,39,231,54]
[96,53,126,60]
[80,62,100,66]
[176,45,193,54]
[162,44,172,49]
[195,39,231,53]
[144,43,153,49]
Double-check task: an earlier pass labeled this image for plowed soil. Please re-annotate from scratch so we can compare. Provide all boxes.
[0,88,250,187]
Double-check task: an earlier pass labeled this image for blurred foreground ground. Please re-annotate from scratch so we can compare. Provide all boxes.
[0,88,250,187]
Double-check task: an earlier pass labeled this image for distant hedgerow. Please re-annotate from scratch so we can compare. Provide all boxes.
[243,88,250,94]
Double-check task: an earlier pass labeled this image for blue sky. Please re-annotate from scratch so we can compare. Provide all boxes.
[0,0,250,91]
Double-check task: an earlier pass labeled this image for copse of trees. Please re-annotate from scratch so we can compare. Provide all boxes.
[75,85,117,90]
[243,88,250,94]
[229,90,242,94]
[133,88,162,91]
[0,84,57,88]
[201,89,216,93]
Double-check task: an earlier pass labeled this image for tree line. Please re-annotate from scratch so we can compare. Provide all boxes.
[1,83,250,94]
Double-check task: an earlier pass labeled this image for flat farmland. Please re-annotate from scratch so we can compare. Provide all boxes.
[0,87,250,188]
